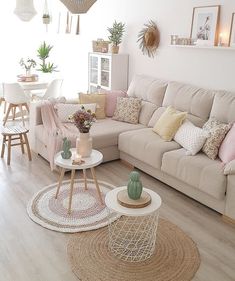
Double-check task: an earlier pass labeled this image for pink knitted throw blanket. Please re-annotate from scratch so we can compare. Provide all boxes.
[40,101,76,170]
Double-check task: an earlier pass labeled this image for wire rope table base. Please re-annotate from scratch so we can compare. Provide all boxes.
[107,211,159,262]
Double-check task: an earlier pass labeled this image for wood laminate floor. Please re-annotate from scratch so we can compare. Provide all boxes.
[0,121,235,281]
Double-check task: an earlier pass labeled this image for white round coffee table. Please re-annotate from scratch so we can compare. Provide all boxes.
[105,186,162,262]
[54,148,103,214]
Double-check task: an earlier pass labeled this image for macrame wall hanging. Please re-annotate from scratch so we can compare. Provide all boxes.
[137,20,160,58]
[14,0,37,21]
[59,0,97,14]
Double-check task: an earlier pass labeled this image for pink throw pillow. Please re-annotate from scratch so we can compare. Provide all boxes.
[219,123,235,164]
[104,90,127,117]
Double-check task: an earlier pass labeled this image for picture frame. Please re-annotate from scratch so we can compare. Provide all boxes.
[190,5,220,46]
[229,13,235,47]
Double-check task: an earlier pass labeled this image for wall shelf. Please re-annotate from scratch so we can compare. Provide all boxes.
[169,44,235,51]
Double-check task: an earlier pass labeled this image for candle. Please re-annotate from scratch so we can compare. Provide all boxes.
[218,33,223,46]
[75,153,82,162]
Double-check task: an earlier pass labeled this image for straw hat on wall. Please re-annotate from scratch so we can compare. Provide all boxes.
[137,20,160,58]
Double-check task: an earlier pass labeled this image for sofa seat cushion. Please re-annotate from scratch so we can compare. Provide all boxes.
[35,119,146,149]
[161,148,226,200]
[119,128,181,169]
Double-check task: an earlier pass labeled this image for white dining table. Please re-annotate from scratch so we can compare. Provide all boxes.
[19,81,49,92]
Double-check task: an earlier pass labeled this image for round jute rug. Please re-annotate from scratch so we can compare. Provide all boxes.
[27,179,119,233]
[68,218,200,281]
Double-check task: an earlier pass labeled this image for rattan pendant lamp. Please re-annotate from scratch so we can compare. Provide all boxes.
[14,0,37,21]
[59,0,97,14]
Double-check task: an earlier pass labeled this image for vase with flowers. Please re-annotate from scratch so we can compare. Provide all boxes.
[19,58,36,77]
[69,106,96,157]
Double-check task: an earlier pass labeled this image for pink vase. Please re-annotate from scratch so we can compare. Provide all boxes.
[76,132,92,157]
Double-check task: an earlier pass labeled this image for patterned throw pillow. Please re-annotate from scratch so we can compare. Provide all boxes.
[202,118,231,160]
[174,120,209,155]
[112,97,142,124]
[55,103,96,122]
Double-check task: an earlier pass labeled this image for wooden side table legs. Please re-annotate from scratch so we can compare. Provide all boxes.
[83,169,88,190]
[55,168,65,199]
[90,167,103,204]
[68,169,76,214]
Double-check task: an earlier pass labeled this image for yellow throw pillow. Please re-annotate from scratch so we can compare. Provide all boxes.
[79,93,106,119]
[153,106,187,141]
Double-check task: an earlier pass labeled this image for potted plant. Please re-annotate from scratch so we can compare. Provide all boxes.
[19,58,36,77]
[107,21,125,54]
[42,14,50,24]
[37,41,58,73]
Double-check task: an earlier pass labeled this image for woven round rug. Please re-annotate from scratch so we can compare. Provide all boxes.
[68,218,200,281]
[27,179,119,233]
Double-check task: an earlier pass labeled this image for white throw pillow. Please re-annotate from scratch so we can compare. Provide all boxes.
[55,103,96,122]
[174,120,208,155]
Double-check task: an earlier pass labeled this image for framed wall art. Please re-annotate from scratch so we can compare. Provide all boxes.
[190,5,220,46]
[229,13,235,47]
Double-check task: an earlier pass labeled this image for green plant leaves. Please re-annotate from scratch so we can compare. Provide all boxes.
[107,21,125,46]
[37,41,58,73]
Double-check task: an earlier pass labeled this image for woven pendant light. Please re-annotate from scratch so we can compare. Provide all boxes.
[14,0,37,21]
[59,0,97,14]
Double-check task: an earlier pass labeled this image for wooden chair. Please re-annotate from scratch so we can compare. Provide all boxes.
[3,83,30,126]
[1,125,32,165]
[0,83,7,114]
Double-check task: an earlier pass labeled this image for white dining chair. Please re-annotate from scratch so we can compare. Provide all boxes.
[3,83,30,126]
[0,83,7,114]
[33,79,63,100]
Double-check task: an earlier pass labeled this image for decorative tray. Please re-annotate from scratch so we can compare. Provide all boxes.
[17,74,38,82]
[117,190,151,209]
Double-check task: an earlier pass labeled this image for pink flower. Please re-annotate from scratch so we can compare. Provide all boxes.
[70,106,96,133]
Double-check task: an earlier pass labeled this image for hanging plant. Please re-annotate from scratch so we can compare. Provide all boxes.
[137,20,160,58]
[42,0,51,25]
[42,14,51,24]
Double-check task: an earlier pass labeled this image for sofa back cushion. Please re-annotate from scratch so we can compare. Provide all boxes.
[148,107,206,128]
[127,75,168,106]
[162,81,215,125]
[139,101,158,126]
[210,91,235,123]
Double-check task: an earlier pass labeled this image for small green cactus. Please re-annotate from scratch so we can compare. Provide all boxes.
[127,171,143,200]
[61,138,72,159]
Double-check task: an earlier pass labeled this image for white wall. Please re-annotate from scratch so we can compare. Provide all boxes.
[0,0,235,97]
[81,0,235,92]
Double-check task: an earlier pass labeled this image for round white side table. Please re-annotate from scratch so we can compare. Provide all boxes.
[105,186,162,262]
[54,149,103,214]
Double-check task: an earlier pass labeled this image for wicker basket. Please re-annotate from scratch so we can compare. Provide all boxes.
[92,39,109,53]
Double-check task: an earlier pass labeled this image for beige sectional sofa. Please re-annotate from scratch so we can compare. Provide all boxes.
[29,75,235,221]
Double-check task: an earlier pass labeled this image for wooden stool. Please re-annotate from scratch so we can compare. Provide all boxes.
[1,125,32,165]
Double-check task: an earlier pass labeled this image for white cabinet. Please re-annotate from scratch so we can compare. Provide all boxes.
[88,52,129,93]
